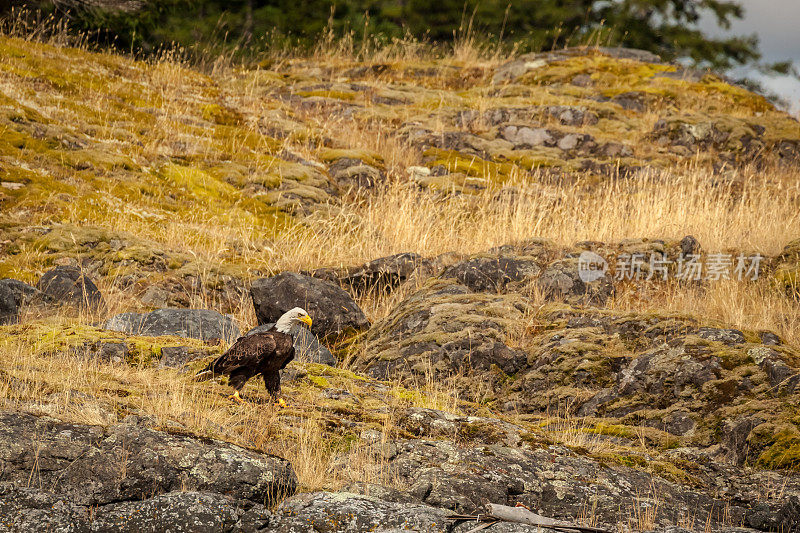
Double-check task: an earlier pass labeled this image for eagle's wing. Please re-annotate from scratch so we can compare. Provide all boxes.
[210,333,277,375]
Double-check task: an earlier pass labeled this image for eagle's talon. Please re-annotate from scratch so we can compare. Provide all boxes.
[276,398,287,408]
[229,391,245,404]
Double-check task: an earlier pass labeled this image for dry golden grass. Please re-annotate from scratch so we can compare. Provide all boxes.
[61,164,799,342]
[1,18,800,531]
[0,319,407,493]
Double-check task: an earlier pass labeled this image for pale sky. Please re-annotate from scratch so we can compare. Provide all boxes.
[700,0,800,114]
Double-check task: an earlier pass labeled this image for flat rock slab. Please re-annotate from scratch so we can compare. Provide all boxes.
[273,492,456,532]
[0,410,297,507]
[104,308,240,343]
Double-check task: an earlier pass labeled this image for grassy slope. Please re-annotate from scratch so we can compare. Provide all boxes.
[2,33,800,509]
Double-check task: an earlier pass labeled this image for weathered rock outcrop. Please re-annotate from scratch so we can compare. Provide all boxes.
[0,411,297,507]
[361,279,528,386]
[355,437,800,532]
[0,278,49,309]
[0,484,276,532]
[536,256,614,305]
[442,255,541,293]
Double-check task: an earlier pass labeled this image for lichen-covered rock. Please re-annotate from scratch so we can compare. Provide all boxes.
[328,157,383,191]
[492,47,664,83]
[250,272,370,339]
[536,257,614,305]
[360,279,528,387]
[273,492,455,533]
[398,406,525,447]
[158,345,216,369]
[90,491,274,533]
[310,252,429,295]
[441,255,541,293]
[0,483,89,532]
[0,411,297,507]
[104,308,240,343]
[36,266,104,311]
[0,484,276,533]
[379,437,800,531]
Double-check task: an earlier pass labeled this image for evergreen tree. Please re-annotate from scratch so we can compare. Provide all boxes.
[3,0,766,70]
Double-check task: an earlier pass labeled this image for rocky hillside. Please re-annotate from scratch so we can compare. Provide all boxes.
[2,34,800,532]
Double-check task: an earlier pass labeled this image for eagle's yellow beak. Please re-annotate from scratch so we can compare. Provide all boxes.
[300,315,313,328]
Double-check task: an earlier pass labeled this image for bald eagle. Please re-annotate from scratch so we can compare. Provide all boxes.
[196,307,313,404]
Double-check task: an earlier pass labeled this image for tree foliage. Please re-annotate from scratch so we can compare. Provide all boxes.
[7,0,764,69]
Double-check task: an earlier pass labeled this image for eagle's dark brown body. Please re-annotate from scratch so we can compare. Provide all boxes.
[201,329,295,397]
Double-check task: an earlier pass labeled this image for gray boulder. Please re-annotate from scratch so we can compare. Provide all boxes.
[328,157,383,190]
[251,272,370,339]
[246,323,336,366]
[0,410,297,507]
[0,282,18,325]
[36,266,104,311]
[104,308,240,343]
[0,483,88,532]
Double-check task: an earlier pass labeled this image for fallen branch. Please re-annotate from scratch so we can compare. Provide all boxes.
[447,503,612,533]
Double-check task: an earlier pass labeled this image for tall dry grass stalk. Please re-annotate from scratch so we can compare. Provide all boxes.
[56,161,800,342]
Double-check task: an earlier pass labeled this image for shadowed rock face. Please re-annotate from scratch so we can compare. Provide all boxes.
[0,411,297,508]
[0,282,18,325]
[250,272,370,339]
[104,308,240,343]
[36,266,104,312]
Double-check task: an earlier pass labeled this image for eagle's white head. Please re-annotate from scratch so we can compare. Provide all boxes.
[274,307,313,336]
